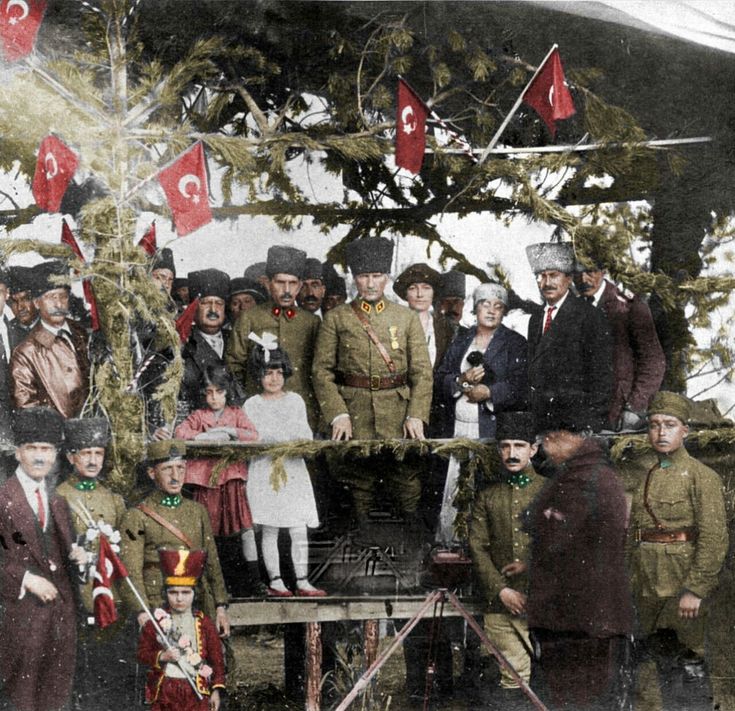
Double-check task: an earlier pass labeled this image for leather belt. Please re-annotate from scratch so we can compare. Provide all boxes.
[635,527,697,544]
[338,371,407,390]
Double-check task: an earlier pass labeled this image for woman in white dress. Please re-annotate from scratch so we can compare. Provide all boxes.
[243,336,325,597]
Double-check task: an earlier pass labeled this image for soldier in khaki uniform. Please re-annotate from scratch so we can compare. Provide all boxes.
[225,245,320,429]
[628,391,728,711]
[119,440,230,637]
[469,412,544,706]
[312,236,433,520]
[56,417,131,710]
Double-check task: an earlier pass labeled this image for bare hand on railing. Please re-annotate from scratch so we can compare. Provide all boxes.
[331,414,353,441]
[403,417,425,440]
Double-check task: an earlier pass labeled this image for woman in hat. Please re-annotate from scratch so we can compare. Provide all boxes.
[434,283,528,543]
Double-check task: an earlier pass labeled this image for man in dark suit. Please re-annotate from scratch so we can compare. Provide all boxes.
[525,242,613,433]
[181,269,242,412]
[574,259,665,430]
[0,408,86,711]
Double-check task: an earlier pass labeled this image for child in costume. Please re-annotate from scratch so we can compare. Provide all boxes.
[175,364,265,596]
[137,549,225,711]
[243,335,325,597]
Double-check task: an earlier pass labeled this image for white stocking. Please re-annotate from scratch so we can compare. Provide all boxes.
[240,528,258,562]
[261,525,282,586]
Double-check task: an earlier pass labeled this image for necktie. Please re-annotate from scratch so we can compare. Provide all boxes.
[585,295,595,304]
[57,330,75,351]
[542,306,556,335]
[35,487,46,529]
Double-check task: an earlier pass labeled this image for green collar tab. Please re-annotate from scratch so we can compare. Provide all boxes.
[160,494,182,508]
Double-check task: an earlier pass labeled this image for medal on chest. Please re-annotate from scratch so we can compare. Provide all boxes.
[389,325,399,350]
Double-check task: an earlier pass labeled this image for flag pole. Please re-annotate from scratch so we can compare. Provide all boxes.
[73,501,204,700]
[478,43,559,164]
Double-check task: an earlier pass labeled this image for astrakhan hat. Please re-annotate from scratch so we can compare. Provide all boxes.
[13,407,64,446]
[345,237,393,276]
[187,269,230,301]
[65,417,110,451]
[526,242,575,274]
[496,412,537,444]
[302,258,324,282]
[438,270,466,299]
[26,261,71,299]
[152,247,176,276]
[265,246,307,279]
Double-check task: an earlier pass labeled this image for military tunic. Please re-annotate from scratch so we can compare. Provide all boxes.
[312,298,432,515]
[56,477,126,613]
[627,445,728,643]
[470,467,544,689]
[225,302,320,428]
[119,493,228,619]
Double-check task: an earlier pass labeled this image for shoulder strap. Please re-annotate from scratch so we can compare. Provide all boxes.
[350,301,396,373]
[137,503,194,549]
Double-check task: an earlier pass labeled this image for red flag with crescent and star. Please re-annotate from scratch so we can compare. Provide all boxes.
[32,135,78,213]
[522,48,576,138]
[157,142,212,237]
[395,78,429,174]
[93,535,128,629]
[137,222,157,255]
[0,0,46,61]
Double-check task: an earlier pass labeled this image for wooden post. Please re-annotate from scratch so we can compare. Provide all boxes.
[305,622,322,711]
[363,619,379,669]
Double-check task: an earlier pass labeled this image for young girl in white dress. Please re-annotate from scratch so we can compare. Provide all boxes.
[243,335,326,597]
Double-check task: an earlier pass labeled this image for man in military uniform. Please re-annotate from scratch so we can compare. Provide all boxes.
[56,417,131,711]
[627,391,728,711]
[312,236,433,522]
[574,257,665,431]
[469,412,544,706]
[322,262,347,313]
[119,440,230,637]
[297,258,326,318]
[226,245,321,429]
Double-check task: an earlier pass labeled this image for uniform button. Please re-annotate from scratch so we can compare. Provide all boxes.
[514,527,519,532]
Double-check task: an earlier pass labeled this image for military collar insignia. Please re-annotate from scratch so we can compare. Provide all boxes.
[160,494,182,508]
[658,457,672,469]
[507,472,532,488]
[360,299,385,314]
[75,479,97,491]
[272,306,297,320]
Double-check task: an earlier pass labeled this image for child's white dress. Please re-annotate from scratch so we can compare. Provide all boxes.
[243,391,319,528]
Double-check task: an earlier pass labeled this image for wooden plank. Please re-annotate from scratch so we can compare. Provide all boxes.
[305,622,322,711]
[228,596,485,627]
[363,619,379,669]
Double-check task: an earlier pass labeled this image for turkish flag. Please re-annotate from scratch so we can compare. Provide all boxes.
[138,222,156,255]
[0,0,46,61]
[523,48,576,138]
[82,280,99,331]
[32,135,78,213]
[61,219,84,261]
[157,142,212,237]
[93,535,128,629]
[395,78,428,174]
[175,297,199,343]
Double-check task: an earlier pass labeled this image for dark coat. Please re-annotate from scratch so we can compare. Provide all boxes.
[0,474,78,711]
[525,438,633,638]
[435,324,528,439]
[10,320,90,419]
[181,328,243,411]
[527,293,613,432]
[0,316,24,441]
[598,280,665,423]
[427,311,462,435]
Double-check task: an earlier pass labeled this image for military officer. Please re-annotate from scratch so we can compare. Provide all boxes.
[225,245,321,429]
[469,412,544,704]
[312,236,433,521]
[56,417,131,711]
[119,440,230,636]
[297,258,326,318]
[627,391,728,711]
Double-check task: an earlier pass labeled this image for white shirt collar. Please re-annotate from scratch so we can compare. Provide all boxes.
[15,466,49,529]
[591,279,607,307]
[545,289,569,313]
[41,320,71,338]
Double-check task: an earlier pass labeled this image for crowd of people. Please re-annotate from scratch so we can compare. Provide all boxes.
[0,234,727,711]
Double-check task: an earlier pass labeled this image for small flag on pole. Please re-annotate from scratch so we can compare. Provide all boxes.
[61,219,84,261]
[93,535,128,629]
[157,142,212,237]
[82,280,99,331]
[0,0,46,61]
[395,78,429,174]
[522,48,575,138]
[175,297,199,343]
[138,222,157,255]
[32,135,78,213]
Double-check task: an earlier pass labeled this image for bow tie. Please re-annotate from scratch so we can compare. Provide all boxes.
[160,494,182,508]
[75,479,97,491]
[272,306,297,320]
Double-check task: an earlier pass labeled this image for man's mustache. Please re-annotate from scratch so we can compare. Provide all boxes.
[205,311,220,319]
[49,309,69,317]
[32,459,47,467]
[301,296,319,303]
[505,457,521,465]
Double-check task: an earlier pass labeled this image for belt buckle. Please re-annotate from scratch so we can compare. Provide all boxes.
[370,375,381,390]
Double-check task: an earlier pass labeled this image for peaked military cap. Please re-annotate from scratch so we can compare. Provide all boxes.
[648,391,690,424]
[265,246,306,279]
[13,407,64,446]
[65,417,110,451]
[147,439,187,466]
[229,277,267,303]
[526,242,575,274]
[187,269,230,301]
[496,412,537,444]
[345,237,393,276]
[393,263,441,301]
